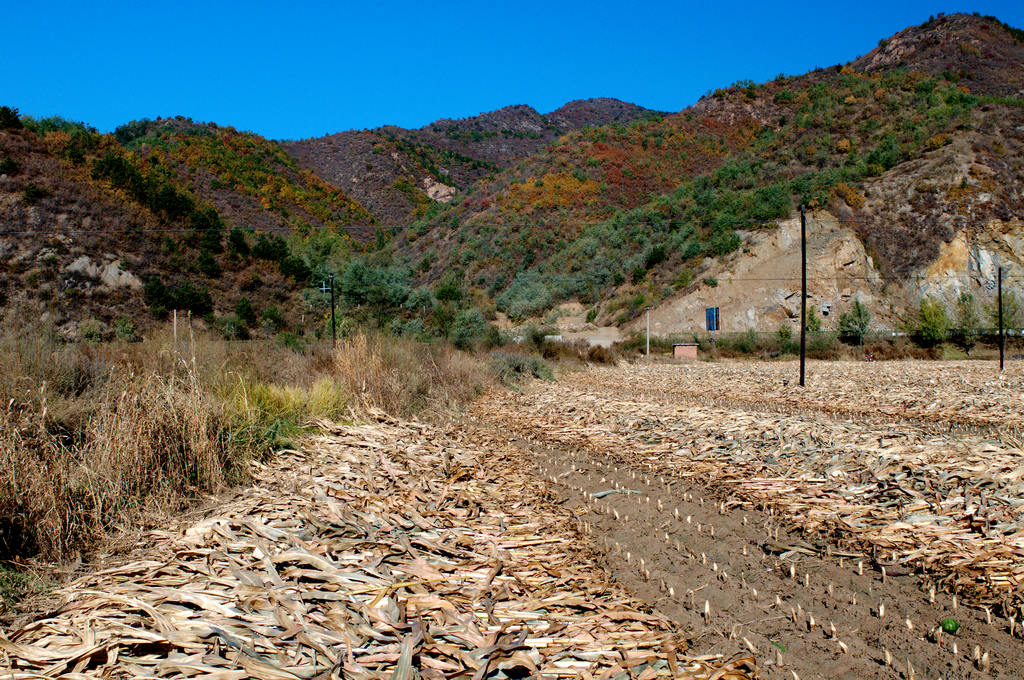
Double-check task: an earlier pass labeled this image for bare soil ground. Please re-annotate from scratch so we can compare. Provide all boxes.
[467,360,1024,679]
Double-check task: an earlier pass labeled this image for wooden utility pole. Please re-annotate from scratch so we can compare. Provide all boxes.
[799,204,807,387]
[321,275,337,347]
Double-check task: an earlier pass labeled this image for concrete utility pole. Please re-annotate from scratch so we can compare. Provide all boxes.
[645,307,652,358]
[799,205,807,387]
[998,266,1004,372]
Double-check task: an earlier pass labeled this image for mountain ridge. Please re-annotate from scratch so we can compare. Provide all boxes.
[389,12,1024,329]
[284,97,665,224]
[1,12,1023,343]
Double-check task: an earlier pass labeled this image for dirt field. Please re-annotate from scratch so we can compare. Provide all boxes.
[4,359,1023,679]
[472,360,1024,679]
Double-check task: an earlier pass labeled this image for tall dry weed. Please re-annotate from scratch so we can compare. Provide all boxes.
[0,360,233,560]
[333,332,486,417]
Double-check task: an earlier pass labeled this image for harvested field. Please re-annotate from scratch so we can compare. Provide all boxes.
[6,359,1023,679]
[599,361,1024,433]
[1,412,754,679]
[469,360,1024,679]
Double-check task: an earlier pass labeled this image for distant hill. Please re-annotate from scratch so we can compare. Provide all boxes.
[391,12,1024,327]
[0,115,368,341]
[284,98,664,224]
[851,13,1024,96]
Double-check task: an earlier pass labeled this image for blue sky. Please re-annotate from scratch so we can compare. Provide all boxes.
[3,1,1023,140]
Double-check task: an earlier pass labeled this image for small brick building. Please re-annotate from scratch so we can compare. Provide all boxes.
[673,344,698,361]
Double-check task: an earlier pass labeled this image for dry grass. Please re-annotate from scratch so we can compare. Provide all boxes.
[0,335,234,560]
[0,323,490,566]
[333,331,487,417]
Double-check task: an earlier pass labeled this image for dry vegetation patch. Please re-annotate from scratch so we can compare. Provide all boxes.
[0,326,488,567]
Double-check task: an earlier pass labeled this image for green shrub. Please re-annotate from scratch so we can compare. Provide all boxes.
[950,292,979,354]
[339,260,411,315]
[912,297,950,348]
[235,297,257,326]
[987,291,1023,331]
[114,316,137,342]
[262,305,286,332]
[227,228,249,256]
[431,303,456,336]
[708,230,741,255]
[278,255,311,283]
[806,331,837,355]
[174,283,213,316]
[774,89,796,103]
[734,329,758,354]
[197,249,221,277]
[190,207,224,253]
[216,313,250,340]
[401,318,426,338]
[276,331,304,352]
[406,287,434,311]
[703,277,718,287]
[252,234,289,261]
[0,105,22,130]
[483,324,505,349]
[643,243,667,269]
[673,269,694,289]
[489,351,553,385]
[451,308,486,350]
[22,184,48,205]
[496,271,553,320]
[805,307,822,332]
[143,278,213,316]
[79,319,105,344]
[112,118,155,145]
[434,270,464,303]
[838,299,871,345]
[0,156,19,175]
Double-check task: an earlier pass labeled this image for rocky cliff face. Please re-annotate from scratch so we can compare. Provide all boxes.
[631,211,1024,337]
[633,214,892,335]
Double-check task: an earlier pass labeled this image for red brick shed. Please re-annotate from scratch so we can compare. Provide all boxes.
[673,344,698,361]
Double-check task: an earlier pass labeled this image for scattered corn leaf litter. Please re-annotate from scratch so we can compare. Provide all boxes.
[1,411,754,679]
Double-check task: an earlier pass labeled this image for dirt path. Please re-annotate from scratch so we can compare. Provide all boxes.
[464,363,1024,679]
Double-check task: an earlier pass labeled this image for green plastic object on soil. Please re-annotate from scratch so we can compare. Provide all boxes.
[940,618,959,634]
